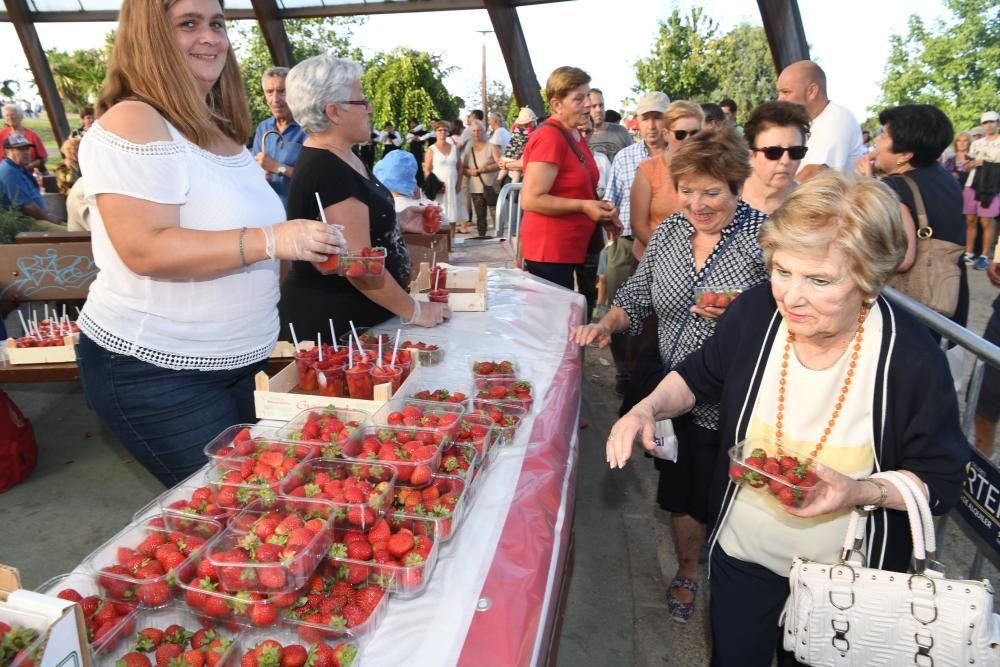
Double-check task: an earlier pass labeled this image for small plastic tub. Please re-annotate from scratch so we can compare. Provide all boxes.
[282,458,397,530]
[83,514,222,608]
[392,474,470,542]
[450,412,499,459]
[206,497,336,594]
[273,406,369,459]
[279,560,389,643]
[473,376,534,411]
[91,603,242,667]
[133,482,233,525]
[437,442,481,490]
[179,570,297,629]
[325,514,439,598]
[471,358,518,378]
[339,247,386,278]
[239,619,362,667]
[727,439,819,508]
[36,572,139,652]
[403,370,472,405]
[203,424,283,469]
[205,458,310,514]
[344,363,375,400]
[468,399,528,446]
[371,398,466,438]
[314,360,347,398]
[345,425,446,487]
[693,285,746,309]
[427,289,449,304]
[369,363,404,394]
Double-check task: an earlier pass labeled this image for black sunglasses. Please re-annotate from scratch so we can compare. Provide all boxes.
[753,145,808,160]
[672,129,699,141]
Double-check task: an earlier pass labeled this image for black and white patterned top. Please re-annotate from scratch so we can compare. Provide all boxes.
[613,201,769,430]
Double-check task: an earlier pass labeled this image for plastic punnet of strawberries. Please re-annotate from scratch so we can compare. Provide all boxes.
[400,340,442,365]
[325,516,436,595]
[392,475,465,542]
[471,359,516,378]
[340,247,386,278]
[51,586,136,647]
[277,409,366,460]
[91,516,220,607]
[0,622,41,667]
[158,485,231,525]
[239,638,357,667]
[207,502,334,594]
[474,378,533,411]
[729,446,818,507]
[282,568,388,640]
[106,622,236,667]
[383,402,462,437]
[347,427,445,487]
[411,388,466,404]
[282,458,396,529]
[181,558,298,628]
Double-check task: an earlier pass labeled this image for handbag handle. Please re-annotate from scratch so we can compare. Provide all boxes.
[880,471,937,557]
[839,471,927,566]
[899,174,934,240]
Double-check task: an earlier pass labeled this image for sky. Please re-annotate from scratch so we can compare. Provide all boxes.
[0,0,953,123]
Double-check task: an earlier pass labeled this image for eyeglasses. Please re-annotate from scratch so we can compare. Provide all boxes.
[672,129,699,141]
[752,145,808,160]
[337,99,371,109]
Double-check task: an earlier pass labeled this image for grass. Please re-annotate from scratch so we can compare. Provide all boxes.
[21,115,83,168]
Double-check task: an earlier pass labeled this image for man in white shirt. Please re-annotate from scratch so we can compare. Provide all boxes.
[776,60,865,180]
[487,112,511,162]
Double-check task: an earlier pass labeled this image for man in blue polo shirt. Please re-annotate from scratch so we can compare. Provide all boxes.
[251,67,306,209]
[0,134,64,226]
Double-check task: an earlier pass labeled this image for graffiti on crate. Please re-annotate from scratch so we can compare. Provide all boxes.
[0,248,98,301]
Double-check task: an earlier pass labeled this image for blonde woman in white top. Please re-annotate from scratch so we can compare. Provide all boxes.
[76,0,344,486]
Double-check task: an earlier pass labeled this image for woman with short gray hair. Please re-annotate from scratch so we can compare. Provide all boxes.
[279,54,450,337]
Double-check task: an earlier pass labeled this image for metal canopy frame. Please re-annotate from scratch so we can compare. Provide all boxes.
[1,0,807,150]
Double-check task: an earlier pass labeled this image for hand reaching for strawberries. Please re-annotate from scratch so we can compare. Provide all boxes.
[605,401,657,469]
[572,321,614,348]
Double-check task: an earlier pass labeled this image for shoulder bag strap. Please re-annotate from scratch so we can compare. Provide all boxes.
[899,174,932,239]
[540,120,599,199]
[469,145,489,191]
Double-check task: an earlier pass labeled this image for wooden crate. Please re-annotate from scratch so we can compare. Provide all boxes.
[4,336,76,365]
[410,262,487,312]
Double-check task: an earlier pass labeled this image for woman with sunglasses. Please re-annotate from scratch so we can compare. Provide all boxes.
[573,128,769,624]
[741,101,812,215]
[630,101,704,260]
[279,54,451,338]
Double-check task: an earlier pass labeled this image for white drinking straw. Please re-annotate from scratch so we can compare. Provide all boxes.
[377,338,383,368]
[317,332,323,361]
[328,319,338,352]
[390,328,401,366]
[62,303,67,322]
[349,320,364,354]
[43,304,49,324]
[288,323,301,353]
[315,193,329,224]
[434,270,440,292]
[75,306,82,318]
[348,338,353,369]
[16,310,30,337]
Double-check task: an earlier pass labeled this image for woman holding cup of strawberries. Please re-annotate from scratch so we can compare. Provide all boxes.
[602,173,967,665]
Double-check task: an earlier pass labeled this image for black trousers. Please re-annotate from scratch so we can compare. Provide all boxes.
[575,252,599,323]
[710,545,804,667]
[523,259,577,291]
[469,192,494,237]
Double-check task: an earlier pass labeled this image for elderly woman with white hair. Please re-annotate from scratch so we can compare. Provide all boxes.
[278,54,450,336]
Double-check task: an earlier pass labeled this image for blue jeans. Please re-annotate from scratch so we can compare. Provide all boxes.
[77,333,266,487]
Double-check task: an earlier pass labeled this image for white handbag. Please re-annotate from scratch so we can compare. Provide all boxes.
[781,470,1000,666]
[651,419,678,462]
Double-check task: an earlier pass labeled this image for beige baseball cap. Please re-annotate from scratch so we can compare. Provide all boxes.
[635,92,671,116]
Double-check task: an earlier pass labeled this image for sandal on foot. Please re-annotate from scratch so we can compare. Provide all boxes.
[666,575,698,624]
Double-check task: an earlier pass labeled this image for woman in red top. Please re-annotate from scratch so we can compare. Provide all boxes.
[520,66,621,292]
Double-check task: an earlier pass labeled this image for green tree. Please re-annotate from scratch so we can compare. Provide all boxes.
[633,7,719,100]
[361,48,460,129]
[873,0,1000,132]
[230,17,363,129]
[467,79,513,121]
[707,23,777,124]
[44,46,110,111]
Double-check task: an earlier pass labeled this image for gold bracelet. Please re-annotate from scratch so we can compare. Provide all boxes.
[860,478,888,511]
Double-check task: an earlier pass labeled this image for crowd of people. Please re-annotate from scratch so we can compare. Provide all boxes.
[0,2,998,662]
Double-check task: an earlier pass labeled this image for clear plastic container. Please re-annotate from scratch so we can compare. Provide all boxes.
[35,572,139,652]
[325,514,439,598]
[239,620,362,667]
[82,514,222,608]
[402,369,472,405]
[693,285,746,309]
[206,497,336,594]
[0,608,47,667]
[273,406,370,460]
[370,398,466,438]
[367,330,447,367]
[202,424,283,469]
[282,458,396,530]
[470,358,518,378]
[339,248,386,278]
[178,569,296,629]
[392,474,470,543]
[92,603,242,667]
[727,439,819,508]
[437,442,481,490]
[278,561,389,643]
[473,376,534,411]
[468,399,528,446]
[205,458,310,514]
[451,412,498,459]
[133,482,233,525]
[345,425,446,487]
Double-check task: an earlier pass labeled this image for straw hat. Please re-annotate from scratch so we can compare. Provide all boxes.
[514,107,538,126]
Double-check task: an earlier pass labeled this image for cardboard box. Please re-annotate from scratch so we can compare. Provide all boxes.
[0,564,90,667]
[4,336,76,365]
[253,357,421,421]
[410,263,487,312]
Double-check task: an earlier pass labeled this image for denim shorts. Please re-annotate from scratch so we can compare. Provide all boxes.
[77,333,267,487]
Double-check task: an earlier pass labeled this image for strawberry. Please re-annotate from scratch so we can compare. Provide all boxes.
[729,464,746,482]
[778,486,804,506]
[279,645,307,667]
[249,602,277,627]
[137,581,172,607]
[344,262,365,278]
[56,588,83,603]
[779,456,799,472]
[154,643,183,667]
[332,642,357,667]
[178,650,205,667]
[135,628,164,652]
[386,531,414,559]
[117,653,152,667]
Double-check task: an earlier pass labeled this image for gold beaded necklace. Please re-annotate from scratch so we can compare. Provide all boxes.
[775,304,871,461]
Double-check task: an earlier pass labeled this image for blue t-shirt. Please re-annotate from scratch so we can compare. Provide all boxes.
[251,117,306,208]
[0,157,43,211]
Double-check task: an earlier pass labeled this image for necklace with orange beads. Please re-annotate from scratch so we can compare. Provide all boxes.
[775,304,871,461]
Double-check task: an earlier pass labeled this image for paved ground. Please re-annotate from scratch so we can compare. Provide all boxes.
[2,264,998,666]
